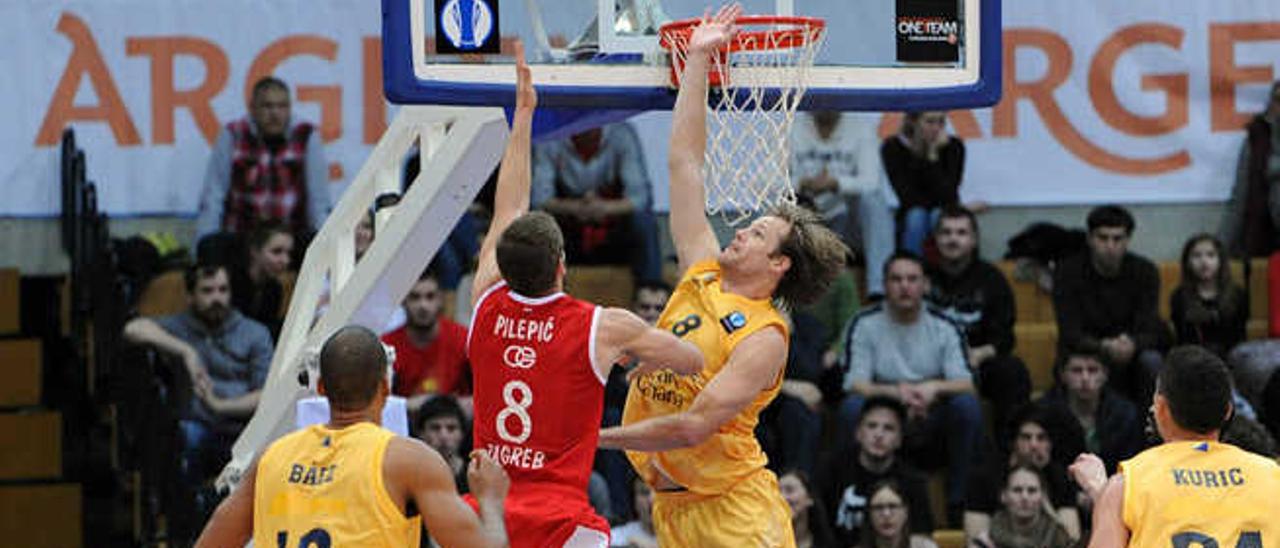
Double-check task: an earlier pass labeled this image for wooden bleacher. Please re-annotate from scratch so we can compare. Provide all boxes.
[999,258,1271,395]
[0,268,83,547]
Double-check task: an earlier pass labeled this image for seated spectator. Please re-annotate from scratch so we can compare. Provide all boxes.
[196,76,329,243]
[1219,80,1280,258]
[759,310,826,477]
[414,395,470,493]
[819,396,934,546]
[381,268,470,415]
[779,469,839,548]
[927,206,1031,445]
[532,122,661,281]
[1053,204,1168,404]
[839,251,982,524]
[122,262,273,542]
[881,111,966,256]
[610,477,657,548]
[1171,234,1247,359]
[791,111,895,295]
[598,280,672,522]
[1221,413,1278,458]
[800,253,860,372]
[974,465,1074,548]
[1037,346,1146,473]
[229,222,292,340]
[855,480,940,548]
[964,406,1081,543]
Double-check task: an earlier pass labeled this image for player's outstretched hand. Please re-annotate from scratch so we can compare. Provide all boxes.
[1068,453,1108,501]
[468,449,510,504]
[513,40,536,112]
[689,3,741,55]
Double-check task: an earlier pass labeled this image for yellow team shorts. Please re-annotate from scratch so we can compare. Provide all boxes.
[651,468,795,548]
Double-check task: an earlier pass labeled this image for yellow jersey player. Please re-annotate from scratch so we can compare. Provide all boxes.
[195,326,511,548]
[1070,345,1280,547]
[598,5,848,546]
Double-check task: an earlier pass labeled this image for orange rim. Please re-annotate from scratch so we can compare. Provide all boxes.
[659,15,825,87]
[658,15,826,53]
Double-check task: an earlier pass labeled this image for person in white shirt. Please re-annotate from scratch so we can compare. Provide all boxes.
[791,111,896,297]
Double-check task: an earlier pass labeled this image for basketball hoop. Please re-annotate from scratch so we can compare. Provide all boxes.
[660,15,826,225]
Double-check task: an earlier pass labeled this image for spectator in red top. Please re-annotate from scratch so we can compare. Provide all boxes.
[382,268,470,415]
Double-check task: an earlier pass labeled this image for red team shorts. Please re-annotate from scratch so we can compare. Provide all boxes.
[464,486,609,548]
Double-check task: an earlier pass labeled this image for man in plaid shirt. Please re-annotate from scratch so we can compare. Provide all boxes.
[196,77,330,243]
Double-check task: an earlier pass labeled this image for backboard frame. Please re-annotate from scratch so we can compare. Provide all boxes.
[382,0,1002,111]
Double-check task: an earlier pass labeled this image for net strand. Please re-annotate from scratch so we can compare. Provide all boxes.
[664,19,825,225]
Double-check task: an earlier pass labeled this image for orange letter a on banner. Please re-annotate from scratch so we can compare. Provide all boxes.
[36,13,141,147]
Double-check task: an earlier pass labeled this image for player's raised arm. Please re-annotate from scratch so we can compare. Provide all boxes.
[594,307,704,380]
[600,326,785,451]
[473,40,537,308]
[667,5,741,274]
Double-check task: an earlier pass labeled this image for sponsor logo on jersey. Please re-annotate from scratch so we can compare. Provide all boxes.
[502,344,537,369]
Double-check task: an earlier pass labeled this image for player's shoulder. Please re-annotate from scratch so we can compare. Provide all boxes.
[681,259,722,284]
[258,426,313,467]
[384,436,449,478]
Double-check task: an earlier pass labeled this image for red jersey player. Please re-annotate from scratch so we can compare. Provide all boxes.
[464,42,704,548]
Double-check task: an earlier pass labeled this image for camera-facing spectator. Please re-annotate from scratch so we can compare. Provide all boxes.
[972,465,1074,548]
[1171,234,1247,359]
[927,205,1031,445]
[229,221,293,341]
[839,251,982,525]
[381,268,471,415]
[819,396,934,546]
[196,77,330,242]
[855,480,940,548]
[1037,346,1146,473]
[964,405,1082,543]
[1053,205,1169,404]
[414,395,471,493]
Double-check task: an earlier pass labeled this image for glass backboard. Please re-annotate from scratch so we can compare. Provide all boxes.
[381,0,1001,111]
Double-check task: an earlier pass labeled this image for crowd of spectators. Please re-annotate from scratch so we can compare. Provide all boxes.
[119,75,1280,547]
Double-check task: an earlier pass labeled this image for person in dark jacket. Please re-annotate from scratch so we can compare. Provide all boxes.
[927,205,1031,447]
[1170,233,1247,359]
[1036,346,1147,473]
[1052,205,1169,405]
[882,111,966,256]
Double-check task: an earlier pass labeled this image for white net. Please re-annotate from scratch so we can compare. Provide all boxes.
[663,17,826,225]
